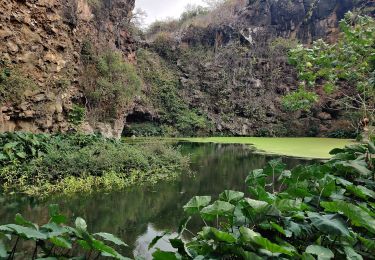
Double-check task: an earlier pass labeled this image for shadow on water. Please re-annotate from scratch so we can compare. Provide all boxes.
[0,143,316,259]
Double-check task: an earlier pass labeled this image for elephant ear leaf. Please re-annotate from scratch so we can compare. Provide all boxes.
[307,212,350,237]
[305,245,334,260]
[200,201,235,220]
[75,217,87,231]
[94,232,128,247]
[15,214,38,230]
[183,196,211,215]
[219,190,244,204]
[343,246,363,260]
[321,201,375,234]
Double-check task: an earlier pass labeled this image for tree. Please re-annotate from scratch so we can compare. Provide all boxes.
[130,8,148,28]
[283,12,375,140]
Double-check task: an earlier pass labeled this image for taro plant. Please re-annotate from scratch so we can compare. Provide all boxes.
[0,132,49,166]
[152,141,375,259]
[0,204,130,259]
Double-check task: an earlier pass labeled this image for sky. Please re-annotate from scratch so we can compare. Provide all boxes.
[135,0,207,26]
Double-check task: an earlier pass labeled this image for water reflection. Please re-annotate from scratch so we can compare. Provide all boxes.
[0,143,314,258]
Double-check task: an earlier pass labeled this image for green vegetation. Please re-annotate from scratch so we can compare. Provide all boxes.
[0,62,37,104]
[68,104,86,126]
[0,204,130,259]
[0,132,188,196]
[135,49,212,137]
[284,13,374,131]
[180,137,354,159]
[154,141,375,259]
[146,0,246,38]
[82,50,142,122]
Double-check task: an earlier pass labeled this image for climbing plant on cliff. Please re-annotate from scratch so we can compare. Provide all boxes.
[83,50,142,122]
[283,12,375,137]
[135,49,212,136]
[0,62,37,104]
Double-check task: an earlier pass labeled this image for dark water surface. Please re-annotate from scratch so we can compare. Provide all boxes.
[0,143,314,258]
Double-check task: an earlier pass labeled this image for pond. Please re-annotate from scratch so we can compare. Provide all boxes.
[0,142,317,259]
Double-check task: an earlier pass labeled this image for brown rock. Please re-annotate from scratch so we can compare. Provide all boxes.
[7,41,19,53]
[318,112,332,120]
[0,28,13,39]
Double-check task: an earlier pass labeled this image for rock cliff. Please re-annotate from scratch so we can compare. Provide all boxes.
[139,0,373,137]
[0,0,136,138]
[238,0,370,43]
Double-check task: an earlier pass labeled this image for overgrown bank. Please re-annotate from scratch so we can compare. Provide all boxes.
[0,132,188,196]
[151,140,375,260]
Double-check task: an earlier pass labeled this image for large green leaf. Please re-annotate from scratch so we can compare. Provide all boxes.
[239,227,260,242]
[270,222,292,238]
[321,201,375,234]
[219,190,244,204]
[358,236,375,254]
[346,185,375,200]
[241,198,269,211]
[42,223,69,238]
[48,204,67,224]
[239,227,294,256]
[14,214,38,229]
[5,224,47,240]
[307,212,350,237]
[201,227,237,243]
[200,200,235,220]
[343,246,363,260]
[336,160,372,177]
[94,232,128,247]
[75,217,87,231]
[152,249,181,260]
[49,237,72,249]
[0,241,7,258]
[183,196,211,215]
[305,245,334,260]
[253,235,294,256]
[275,198,308,212]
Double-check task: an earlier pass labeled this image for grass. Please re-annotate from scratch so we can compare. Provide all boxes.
[179,137,355,159]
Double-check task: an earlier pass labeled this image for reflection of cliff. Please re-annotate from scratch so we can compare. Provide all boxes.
[0,143,310,257]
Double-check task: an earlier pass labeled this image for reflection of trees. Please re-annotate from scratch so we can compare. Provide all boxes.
[0,143,311,258]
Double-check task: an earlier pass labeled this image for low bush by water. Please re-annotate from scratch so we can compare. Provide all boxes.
[0,132,188,196]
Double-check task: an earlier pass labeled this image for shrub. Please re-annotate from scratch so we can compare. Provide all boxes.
[0,133,188,196]
[123,122,165,137]
[68,104,86,126]
[83,51,142,122]
[0,204,129,259]
[283,13,375,126]
[0,63,37,104]
[0,132,49,166]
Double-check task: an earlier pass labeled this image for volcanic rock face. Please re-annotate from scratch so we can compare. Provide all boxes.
[0,0,136,138]
[239,0,370,43]
[162,0,370,136]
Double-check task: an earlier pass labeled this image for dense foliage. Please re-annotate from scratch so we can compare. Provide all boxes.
[0,133,188,196]
[134,49,212,137]
[152,141,375,259]
[0,204,130,259]
[283,13,375,127]
[82,50,142,122]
